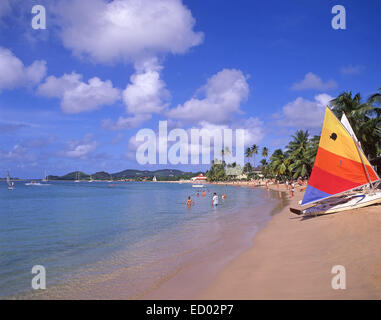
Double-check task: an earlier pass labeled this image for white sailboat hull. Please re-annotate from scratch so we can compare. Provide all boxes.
[302,191,381,215]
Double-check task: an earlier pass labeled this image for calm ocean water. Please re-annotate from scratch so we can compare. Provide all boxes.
[0,181,284,299]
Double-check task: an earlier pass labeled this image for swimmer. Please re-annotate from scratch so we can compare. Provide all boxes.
[222,194,226,200]
[212,193,218,206]
[186,196,193,207]
[202,190,206,197]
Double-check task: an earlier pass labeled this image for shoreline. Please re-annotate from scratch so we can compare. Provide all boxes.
[197,184,381,299]
[141,187,287,300]
[11,183,282,300]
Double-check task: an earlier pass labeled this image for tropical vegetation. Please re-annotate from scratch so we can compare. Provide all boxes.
[206,87,381,182]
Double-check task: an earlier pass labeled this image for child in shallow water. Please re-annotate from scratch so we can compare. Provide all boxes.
[186,196,193,207]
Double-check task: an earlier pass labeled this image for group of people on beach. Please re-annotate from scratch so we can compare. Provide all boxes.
[186,191,226,208]
[265,177,307,198]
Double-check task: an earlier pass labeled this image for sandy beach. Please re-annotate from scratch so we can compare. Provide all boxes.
[198,183,381,299]
[145,182,381,300]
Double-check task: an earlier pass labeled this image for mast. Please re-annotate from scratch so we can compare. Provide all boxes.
[341,113,379,192]
[6,171,11,186]
[353,137,375,192]
[301,107,380,206]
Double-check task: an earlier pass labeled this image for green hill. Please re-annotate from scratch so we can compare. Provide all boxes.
[48,169,201,181]
[112,169,186,178]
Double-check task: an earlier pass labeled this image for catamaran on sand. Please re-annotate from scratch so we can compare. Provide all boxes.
[290,107,381,216]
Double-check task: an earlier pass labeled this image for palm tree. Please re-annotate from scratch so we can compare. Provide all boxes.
[245,147,252,164]
[250,144,258,168]
[260,159,268,166]
[262,147,269,159]
[306,135,321,165]
[243,162,253,173]
[331,91,381,159]
[368,87,381,108]
[269,149,290,179]
[287,130,312,179]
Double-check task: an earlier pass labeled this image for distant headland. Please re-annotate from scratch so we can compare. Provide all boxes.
[46,169,203,182]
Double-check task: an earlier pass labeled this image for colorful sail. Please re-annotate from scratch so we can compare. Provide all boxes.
[301,107,380,206]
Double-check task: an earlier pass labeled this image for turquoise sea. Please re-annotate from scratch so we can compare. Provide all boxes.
[0,181,285,299]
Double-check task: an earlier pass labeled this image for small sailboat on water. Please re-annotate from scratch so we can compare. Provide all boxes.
[290,107,381,216]
[88,175,94,183]
[6,171,14,190]
[74,171,80,183]
[42,170,48,182]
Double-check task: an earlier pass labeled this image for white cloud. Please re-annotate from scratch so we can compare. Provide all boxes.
[53,0,203,125]
[277,93,334,128]
[235,117,265,146]
[38,72,120,113]
[0,144,35,162]
[62,134,97,159]
[123,58,169,114]
[340,64,364,75]
[0,47,47,90]
[54,0,203,64]
[291,72,337,91]
[102,114,151,130]
[198,117,265,147]
[167,69,249,124]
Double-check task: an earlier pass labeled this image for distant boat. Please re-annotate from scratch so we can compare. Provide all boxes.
[152,176,157,182]
[25,181,43,186]
[74,172,80,183]
[107,175,113,183]
[42,170,48,182]
[192,184,204,188]
[290,107,381,216]
[6,171,14,190]
[88,175,94,183]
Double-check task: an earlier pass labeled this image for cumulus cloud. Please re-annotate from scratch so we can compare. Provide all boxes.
[126,116,264,164]
[276,93,334,128]
[291,72,337,91]
[38,72,120,113]
[54,0,203,64]
[61,134,97,159]
[340,64,365,75]
[234,117,265,146]
[52,0,203,124]
[123,59,170,114]
[0,47,47,90]
[167,69,249,124]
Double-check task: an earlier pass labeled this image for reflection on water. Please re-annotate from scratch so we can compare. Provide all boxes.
[1,181,285,299]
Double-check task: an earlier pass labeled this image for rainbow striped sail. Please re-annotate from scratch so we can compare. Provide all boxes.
[301,107,380,206]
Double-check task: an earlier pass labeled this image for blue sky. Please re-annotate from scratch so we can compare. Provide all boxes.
[1,0,380,178]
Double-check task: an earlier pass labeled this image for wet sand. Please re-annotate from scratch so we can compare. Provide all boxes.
[198,184,381,299]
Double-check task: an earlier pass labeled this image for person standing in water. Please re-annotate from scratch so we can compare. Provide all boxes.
[212,193,219,206]
[186,196,193,207]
